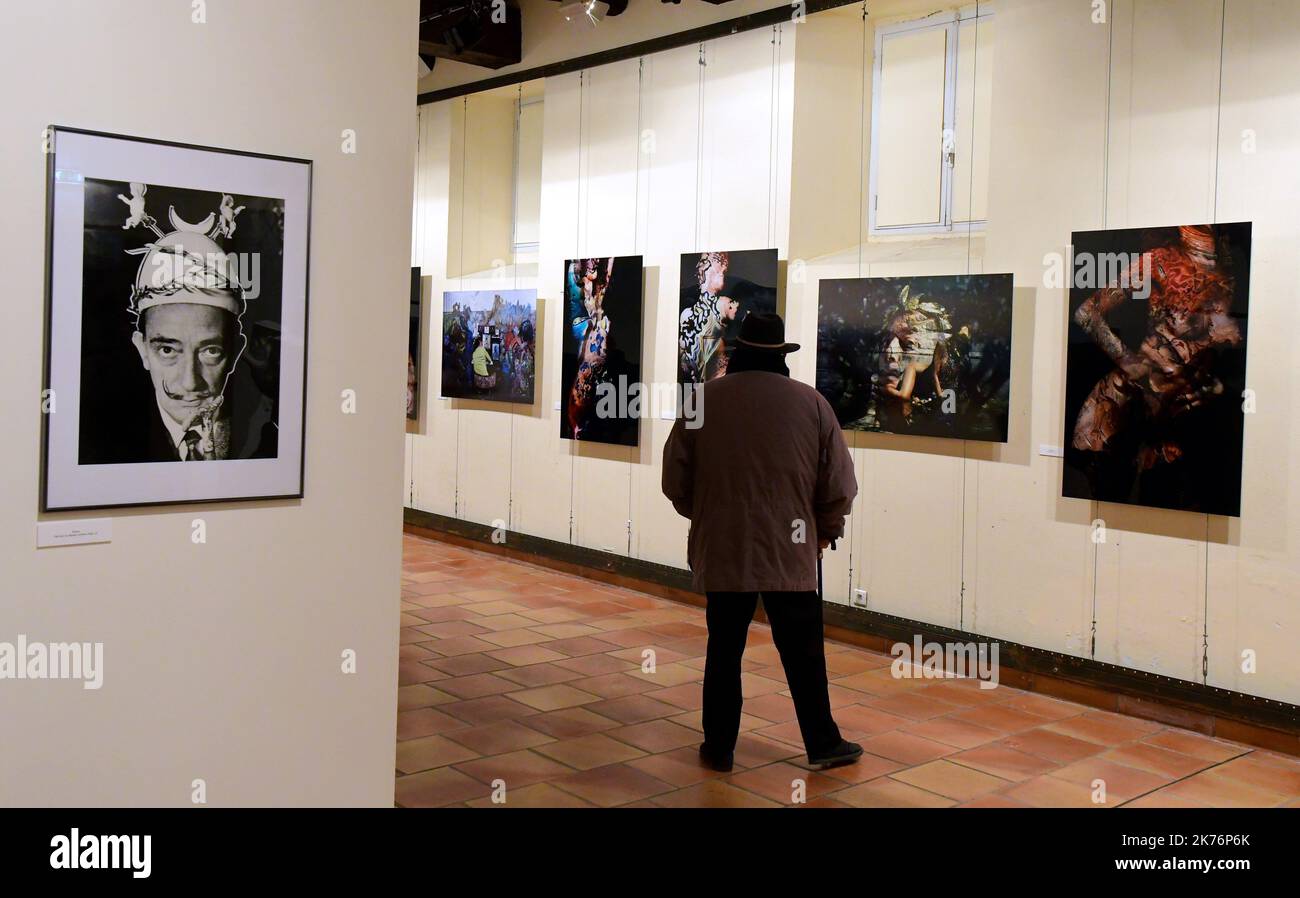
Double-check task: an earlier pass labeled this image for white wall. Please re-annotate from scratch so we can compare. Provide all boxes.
[1,0,415,806]
[446,89,519,277]
[409,0,1300,709]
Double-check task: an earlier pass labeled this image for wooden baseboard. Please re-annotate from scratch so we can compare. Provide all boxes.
[404,507,1300,757]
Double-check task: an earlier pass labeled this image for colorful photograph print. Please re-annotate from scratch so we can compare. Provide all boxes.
[677,248,778,384]
[561,256,644,445]
[440,288,538,404]
[816,273,1014,442]
[1062,222,1251,516]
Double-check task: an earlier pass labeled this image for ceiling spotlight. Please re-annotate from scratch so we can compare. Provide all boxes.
[559,0,609,26]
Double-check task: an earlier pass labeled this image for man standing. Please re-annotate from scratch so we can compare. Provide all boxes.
[662,312,863,772]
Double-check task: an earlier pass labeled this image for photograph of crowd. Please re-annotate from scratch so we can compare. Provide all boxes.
[816,274,1014,442]
[440,289,538,404]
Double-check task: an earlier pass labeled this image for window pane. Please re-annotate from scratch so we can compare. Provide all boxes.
[875,25,947,228]
[952,16,993,224]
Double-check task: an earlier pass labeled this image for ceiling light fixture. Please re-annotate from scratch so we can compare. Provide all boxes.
[558,0,609,26]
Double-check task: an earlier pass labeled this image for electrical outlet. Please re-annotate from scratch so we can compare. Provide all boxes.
[851,588,868,609]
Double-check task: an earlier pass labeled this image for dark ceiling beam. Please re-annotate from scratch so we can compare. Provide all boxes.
[418,0,523,71]
[417,0,863,105]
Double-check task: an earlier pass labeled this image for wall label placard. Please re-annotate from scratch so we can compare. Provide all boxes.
[37,519,113,548]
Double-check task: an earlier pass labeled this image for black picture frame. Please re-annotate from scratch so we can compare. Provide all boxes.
[1061,222,1251,516]
[408,266,422,423]
[815,273,1015,443]
[40,126,313,512]
[560,255,644,446]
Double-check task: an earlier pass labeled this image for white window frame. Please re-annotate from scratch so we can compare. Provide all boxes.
[511,95,543,255]
[868,3,994,237]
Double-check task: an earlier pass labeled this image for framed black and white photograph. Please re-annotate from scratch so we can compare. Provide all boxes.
[42,127,312,511]
[408,267,422,423]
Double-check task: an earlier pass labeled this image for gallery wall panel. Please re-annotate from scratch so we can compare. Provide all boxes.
[576,60,642,257]
[5,0,414,806]
[796,250,986,625]
[450,280,532,529]
[445,93,527,530]
[628,43,712,571]
[1094,525,1208,682]
[1200,0,1300,700]
[411,102,460,519]
[565,63,643,554]
[701,26,793,253]
[962,0,1106,657]
[786,261,869,606]
[1103,0,1226,229]
[459,409,515,528]
[857,447,966,627]
[788,5,866,265]
[1091,0,1259,685]
[505,73,577,545]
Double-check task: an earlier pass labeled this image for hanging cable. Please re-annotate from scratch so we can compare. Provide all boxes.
[506,83,523,533]
[695,42,706,250]
[409,108,424,508]
[452,97,470,517]
[956,3,985,628]
[568,71,585,545]
[767,25,777,247]
[1202,0,1228,684]
[845,0,869,609]
[1087,7,1117,660]
[627,57,647,558]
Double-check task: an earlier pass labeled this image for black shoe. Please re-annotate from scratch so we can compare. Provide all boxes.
[699,743,734,772]
[807,740,863,769]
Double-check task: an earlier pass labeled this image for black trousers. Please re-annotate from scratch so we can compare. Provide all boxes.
[703,591,842,757]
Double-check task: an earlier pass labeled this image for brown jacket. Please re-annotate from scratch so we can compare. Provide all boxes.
[662,371,858,593]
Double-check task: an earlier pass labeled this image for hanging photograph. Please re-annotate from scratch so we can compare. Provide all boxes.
[816,273,1014,442]
[440,288,538,404]
[561,256,644,445]
[41,127,311,511]
[1063,222,1251,516]
[678,248,778,384]
[407,268,422,422]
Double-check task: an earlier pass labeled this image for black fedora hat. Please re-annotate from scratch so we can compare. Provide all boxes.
[735,311,799,354]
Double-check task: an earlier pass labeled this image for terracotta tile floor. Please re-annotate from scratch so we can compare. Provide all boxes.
[396,533,1300,809]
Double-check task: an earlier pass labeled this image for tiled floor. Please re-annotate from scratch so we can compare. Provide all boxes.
[397,533,1300,808]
